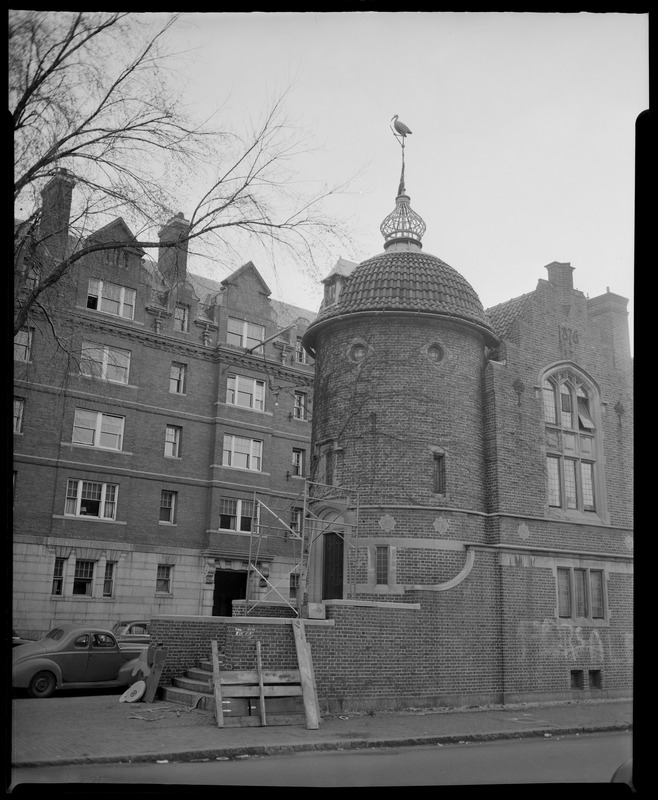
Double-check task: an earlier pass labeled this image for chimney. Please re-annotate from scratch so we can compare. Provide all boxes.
[587,290,631,370]
[38,169,75,262]
[158,212,190,285]
[544,261,575,296]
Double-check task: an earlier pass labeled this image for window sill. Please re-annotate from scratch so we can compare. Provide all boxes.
[53,515,127,525]
[64,443,132,455]
[217,465,268,475]
[557,616,609,628]
[164,456,182,461]
[169,392,187,397]
[158,521,177,526]
[218,403,273,417]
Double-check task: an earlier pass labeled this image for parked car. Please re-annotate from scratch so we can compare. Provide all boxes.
[12,624,143,698]
[111,620,151,655]
[13,630,37,648]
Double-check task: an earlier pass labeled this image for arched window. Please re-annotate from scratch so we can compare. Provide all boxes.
[541,369,600,514]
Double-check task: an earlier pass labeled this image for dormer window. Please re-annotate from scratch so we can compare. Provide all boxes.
[324,281,337,306]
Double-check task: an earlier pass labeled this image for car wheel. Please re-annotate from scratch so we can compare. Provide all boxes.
[28,671,56,698]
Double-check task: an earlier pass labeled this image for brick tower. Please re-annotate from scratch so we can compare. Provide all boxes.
[302,141,500,609]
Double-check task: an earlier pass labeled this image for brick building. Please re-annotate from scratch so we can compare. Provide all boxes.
[13,171,316,637]
[13,164,632,708]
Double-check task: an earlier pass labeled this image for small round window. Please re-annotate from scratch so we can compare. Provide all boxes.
[427,344,444,364]
[349,343,367,362]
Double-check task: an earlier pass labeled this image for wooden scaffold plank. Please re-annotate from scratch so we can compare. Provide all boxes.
[211,640,224,728]
[292,618,320,730]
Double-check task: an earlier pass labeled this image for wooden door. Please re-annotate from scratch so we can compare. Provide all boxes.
[322,532,344,600]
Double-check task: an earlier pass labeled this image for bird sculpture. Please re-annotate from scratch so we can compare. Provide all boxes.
[391,115,412,137]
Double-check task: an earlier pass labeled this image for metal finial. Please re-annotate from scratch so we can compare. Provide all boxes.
[381,116,425,248]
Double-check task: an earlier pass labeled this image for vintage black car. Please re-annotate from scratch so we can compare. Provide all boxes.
[12,624,142,698]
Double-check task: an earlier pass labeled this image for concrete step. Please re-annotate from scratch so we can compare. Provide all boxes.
[161,684,215,711]
[161,684,307,723]
[186,667,215,682]
[172,675,214,693]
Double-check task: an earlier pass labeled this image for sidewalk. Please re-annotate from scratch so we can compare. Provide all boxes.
[11,694,632,768]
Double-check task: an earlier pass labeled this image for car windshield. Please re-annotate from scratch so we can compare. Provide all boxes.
[45,628,64,640]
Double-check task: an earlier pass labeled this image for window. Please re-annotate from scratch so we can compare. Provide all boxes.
[317,444,335,486]
[290,507,303,536]
[103,562,115,597]
[227,317,265,352]
[169,362,187,394]
[324,281,337,306]
[557,567,606,621]
[13,397,25,434]
[433,451,446,494]
[174,303,189,332]
[219,498,256,532]
[160,490,177,523]
[293,392,307,420]
[72,409,124,450]
[295,338,307,364]
[226,374,265,410]
[52,557,65,596]
[570,670,584,690]
[376,546,390,585]
[65,479,118,520]
[589,670,602,690]
[80,342,131,384]
[14,327,33,361]
[291,448,305,477]
[87,278,136,319]
[543,370,598,513]
[156,565,172,593]
[222,435,262,471]
[73,559,95,596]
[164,425,182,458]
[290,573,300,600]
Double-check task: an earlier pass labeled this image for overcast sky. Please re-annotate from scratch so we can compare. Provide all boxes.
[158,12,646,343]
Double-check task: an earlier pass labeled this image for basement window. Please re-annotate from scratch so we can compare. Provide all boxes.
[589,670,602,690]
[570,670,584,690]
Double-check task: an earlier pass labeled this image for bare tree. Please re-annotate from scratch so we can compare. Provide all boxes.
[12,11,350,336]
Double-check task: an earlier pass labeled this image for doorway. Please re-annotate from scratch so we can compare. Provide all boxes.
[212,569,247,616]
[322,532,344,600]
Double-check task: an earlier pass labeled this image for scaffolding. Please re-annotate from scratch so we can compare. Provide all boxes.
[244,480,360,617]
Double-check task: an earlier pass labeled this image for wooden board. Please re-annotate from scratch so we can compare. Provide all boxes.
[143,647,166,703]
[220,684,303,698]
[292,618,321,730]
[211,640,224,727]
[219,670,301,685]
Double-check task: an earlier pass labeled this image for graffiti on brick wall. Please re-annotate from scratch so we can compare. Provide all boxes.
[520,618,605,662]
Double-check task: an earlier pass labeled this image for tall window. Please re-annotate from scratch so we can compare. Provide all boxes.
[164,425,182,458]
[174,303,189,332]
[226,374,265,410]
[65,479,118,520]
[295,338,307,364]
[293,392,307,420]
[156,564,172,593]
[87,278,136,319]
[557,567,606,621]
[13,397,25,433]
[376,546,390,585]
[291,448,305,476]
[169,362,187,394]
[80,342,131,384]
[226,317,265,352]
[219,498,256,532]
[222,435,262,471]
[14,327,33,361]
[73,559,95,596]
[433,451,446,494]
[542,369,598,513]
[72,409,124,450]
[52,557,65,596]
[289,572,300,600]
[160,490,177,523]
[290,507,303,535]
[103,562,115,597]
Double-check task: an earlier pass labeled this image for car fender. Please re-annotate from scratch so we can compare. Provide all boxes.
[117,656,145,686]
[12,657,63,689]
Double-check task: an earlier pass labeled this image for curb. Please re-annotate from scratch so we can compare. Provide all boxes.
[12,722,631,769]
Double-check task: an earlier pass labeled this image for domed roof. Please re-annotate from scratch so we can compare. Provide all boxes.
[304,248,498,346]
